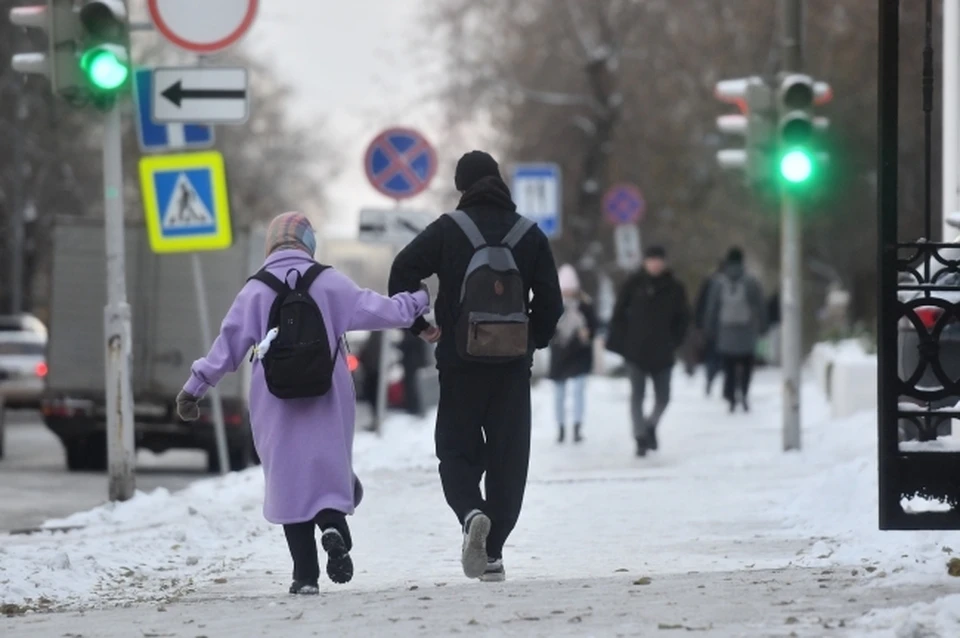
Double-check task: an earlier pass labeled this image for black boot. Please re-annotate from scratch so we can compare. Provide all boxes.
[558,426,565,443]
[648,426,658,451]
[741,397,750,413]
[573,424,583,443]
[635,438,647,457]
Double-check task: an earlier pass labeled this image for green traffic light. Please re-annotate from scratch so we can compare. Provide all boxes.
[80,47,129,91]
[779,149,814,183]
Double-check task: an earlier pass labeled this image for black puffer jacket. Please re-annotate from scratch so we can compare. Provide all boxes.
[606,269,690,372]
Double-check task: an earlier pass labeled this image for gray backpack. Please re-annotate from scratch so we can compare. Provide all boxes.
[718,276,753,327]
[448,210,536,362]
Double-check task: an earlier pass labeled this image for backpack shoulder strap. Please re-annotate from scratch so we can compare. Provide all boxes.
[448,210,486,249]
[296,263,331,293]
[248,269,287,295]
[502,216,536,249]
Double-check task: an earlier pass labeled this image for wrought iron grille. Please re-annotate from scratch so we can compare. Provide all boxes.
[878,0,960,529]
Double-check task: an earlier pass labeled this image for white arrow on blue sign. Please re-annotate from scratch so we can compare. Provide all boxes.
[134,68,214,153]
[511,163,562,239]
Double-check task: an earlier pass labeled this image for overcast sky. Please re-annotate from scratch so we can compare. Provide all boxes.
[246,0,453,237]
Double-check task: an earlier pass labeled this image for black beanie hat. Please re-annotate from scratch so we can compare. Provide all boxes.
[455,150,501,192]
[645,245,667,259]
[727,247,744,264]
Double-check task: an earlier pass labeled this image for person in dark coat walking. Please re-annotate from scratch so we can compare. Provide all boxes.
[606,246,690,457]
[704,247,767,413]
[388,150,563,583]
[694,261,725,396]
[549,264,597,444]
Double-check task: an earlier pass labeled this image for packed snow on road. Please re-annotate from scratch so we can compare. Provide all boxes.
[2,369,959,637]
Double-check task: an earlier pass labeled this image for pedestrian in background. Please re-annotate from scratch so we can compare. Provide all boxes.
[549,264,597,444]
[176,212,430,596]
[705,247,767,413]
[388,150,562,583]
[399,330,428,417]
[694,260,725,396]
[606,245,689,457]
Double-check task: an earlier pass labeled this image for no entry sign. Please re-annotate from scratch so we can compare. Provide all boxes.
[148,0,259,54]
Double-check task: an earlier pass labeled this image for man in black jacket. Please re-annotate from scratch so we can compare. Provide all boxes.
[607,245,690,457]
[388,150,563,583]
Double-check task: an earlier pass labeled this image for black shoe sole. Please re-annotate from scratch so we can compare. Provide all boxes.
[321,531,354,584]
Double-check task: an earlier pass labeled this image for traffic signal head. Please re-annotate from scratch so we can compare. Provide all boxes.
[714,76,775,186]
[8,1,82,95]
[78,0,130,99]
[775,74,827,188]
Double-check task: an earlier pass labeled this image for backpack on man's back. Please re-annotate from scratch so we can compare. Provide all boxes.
[448,210,536,363]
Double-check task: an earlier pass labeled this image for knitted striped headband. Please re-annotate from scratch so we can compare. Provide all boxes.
[265,212,317,257]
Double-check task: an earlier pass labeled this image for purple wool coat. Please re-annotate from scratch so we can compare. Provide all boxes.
[183,249,430,524]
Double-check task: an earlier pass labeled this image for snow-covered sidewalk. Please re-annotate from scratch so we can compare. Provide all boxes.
[2,369,959,636]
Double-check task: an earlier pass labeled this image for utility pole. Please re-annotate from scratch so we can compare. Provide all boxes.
[103,102,136,500]
[944,0,960,241]
[10,92,26,315]
[780,0,803,451]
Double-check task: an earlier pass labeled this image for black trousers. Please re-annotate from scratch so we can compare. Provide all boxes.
[282,509,351,584]
[722,355,755,403]
[435,365,532,560]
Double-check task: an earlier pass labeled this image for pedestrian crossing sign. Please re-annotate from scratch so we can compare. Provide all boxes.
[139,151,232,254]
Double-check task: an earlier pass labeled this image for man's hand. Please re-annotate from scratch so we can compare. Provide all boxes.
[176,390,201,422]
[420,324,442,344]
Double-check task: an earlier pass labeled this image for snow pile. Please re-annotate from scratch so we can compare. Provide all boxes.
[853,594,960,636]
[776,407,955,580]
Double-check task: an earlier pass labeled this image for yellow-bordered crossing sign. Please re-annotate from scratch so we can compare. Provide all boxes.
[139,151,232,253]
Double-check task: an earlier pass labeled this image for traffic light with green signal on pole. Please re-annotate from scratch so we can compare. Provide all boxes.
[8,0,130,108]
[78,0,130,103]
[774,73,831,189]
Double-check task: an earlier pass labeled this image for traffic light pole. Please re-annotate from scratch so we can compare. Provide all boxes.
[780,0,803,452]
[102,103,137,500]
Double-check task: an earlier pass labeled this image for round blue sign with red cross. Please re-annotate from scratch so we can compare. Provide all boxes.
[603,183,645,225]
[364,128,438,200]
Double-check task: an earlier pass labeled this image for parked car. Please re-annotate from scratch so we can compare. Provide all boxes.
[897,255,960,441]
[0,328,47,409]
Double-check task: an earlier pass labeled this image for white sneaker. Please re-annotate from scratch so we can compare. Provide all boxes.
[461,510,491,579]
[479,558,506,582]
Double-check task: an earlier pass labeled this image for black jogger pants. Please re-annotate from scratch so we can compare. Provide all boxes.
[722,354,755,405]
[282,509,351,584]
[435,364,532,560]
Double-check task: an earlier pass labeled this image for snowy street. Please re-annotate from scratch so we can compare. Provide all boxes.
[2,369,959,637]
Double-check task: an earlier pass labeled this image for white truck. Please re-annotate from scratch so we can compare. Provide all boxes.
[42,217,263,472]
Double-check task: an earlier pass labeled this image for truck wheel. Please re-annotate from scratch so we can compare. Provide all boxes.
[66,440,89,471]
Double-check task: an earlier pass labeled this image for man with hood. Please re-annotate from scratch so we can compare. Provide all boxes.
[694,260,726,396]
[606,245,689,457]
[388,150,563,583]
[704,247,767,413]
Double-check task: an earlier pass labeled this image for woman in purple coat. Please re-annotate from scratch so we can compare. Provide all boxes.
[176,212,430,596]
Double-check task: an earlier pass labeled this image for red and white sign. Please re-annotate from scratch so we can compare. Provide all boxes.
[148,0,259,54]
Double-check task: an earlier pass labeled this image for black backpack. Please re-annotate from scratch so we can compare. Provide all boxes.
[448,210,536,363]
[248,263,337,399]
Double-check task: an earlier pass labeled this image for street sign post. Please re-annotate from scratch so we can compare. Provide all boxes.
[511,163,562,239]
[152,67,248,124]
[148,0,259,54]
[364,128,437,200]
[134,69,214,153]
[614,224,642,271]
[138,151,233,254]
[358,208,435,245]
[603,183,646,226]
